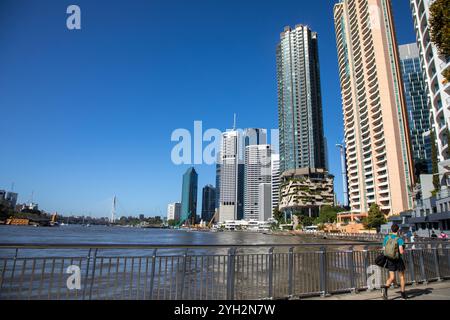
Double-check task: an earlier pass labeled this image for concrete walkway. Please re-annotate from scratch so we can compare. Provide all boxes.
[306,281,450,300]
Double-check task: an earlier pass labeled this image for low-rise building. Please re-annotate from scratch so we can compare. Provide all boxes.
[278,168,334,218]
[409,188,450,237]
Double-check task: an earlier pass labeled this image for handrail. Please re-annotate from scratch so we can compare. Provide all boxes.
[0,241,446,249]
[0,242,381,249]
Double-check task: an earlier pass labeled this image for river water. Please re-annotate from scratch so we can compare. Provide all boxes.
[0,225,376,299]
[0,224,326,245]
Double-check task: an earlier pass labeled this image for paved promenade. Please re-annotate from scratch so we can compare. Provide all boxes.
[306,281,450,300]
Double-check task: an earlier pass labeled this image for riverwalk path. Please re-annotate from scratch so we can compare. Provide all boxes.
[306,281,450,300]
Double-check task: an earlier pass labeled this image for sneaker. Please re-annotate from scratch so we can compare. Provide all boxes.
[382,287,388,300]
[401,291,407,300]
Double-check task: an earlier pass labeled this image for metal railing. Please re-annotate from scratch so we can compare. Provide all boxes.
[308,232,385,242]
[0,242,449,300]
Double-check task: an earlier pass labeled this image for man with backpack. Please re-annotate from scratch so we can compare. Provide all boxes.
[382,224,407,300]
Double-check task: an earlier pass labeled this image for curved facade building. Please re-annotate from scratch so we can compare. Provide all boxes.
[411,0,450,162]
[334,0,415,217]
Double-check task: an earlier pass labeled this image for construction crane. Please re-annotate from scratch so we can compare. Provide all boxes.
[207,211,218,229]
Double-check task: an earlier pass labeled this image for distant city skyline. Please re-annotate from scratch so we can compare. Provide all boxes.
[0,0,416,217]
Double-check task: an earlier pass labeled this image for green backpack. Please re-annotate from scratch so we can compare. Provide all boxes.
[384,236,399,260]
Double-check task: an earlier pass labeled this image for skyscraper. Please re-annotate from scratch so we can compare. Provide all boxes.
[411,0,450,162]
[399,43,432,175]
[201,185,216,223]
[218,130,243,222]
[276,24,326,173]
[167,202,181,222]
[334,0,415,217]
[5,192,18,209]
[276,24,333,217]
[258,183,272,221]
[243,128,267,149]
[181,167,198,225]
[217,127,267,222]
[271,154,280,211]
[215,155,221,209]
[244,144,272,220]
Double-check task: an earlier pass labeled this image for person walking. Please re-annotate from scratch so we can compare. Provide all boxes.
[382,224,407,300]
[411,232,417,249]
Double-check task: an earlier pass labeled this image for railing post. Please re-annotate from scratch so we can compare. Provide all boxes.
[268,247,274,299]
[226,247,236,300]
[362,246,369,290]
[347,247,356,293]
[407,249,416,286]
[288,247,294,298]
[433,246,442,281]
[418,248,427,284]
[319,246,328,297]
[88,248,98,300]
[6,248,19,298]
[150,249,158,300]
[82,248,92,300]
[447,245,450,279]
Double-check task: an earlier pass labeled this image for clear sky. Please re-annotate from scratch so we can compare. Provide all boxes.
[0,0,416,218]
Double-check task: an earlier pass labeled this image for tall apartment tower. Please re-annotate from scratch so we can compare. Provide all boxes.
[271,154,280,211]
[244,144,272,220]
[181,167,198,225]
[276,24,326,174]
[411,0,450,162]
[334,0,415,216]
[399,43,432,175]
[201,185,216,223]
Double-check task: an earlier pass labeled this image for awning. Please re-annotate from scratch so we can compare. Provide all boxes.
[428,212,450,222]
[408,216,428,223]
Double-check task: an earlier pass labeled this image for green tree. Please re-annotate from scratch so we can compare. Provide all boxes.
[272,207,283,223]
[167,219,178,227]
[362,204,386,233]
[295,214,314,228]
[430,129,440,191]
[315,205,345,224]
[429,0,450,81]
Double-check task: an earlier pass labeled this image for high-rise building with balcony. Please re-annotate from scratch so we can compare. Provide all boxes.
[271,154,280,211]
[411,0,450,163]
[244,144,272,220]
[399,43,432,175]
[334,0,415,217]
[276,24,326,174]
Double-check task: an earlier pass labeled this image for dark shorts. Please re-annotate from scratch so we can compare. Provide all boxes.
[386,257,405,272]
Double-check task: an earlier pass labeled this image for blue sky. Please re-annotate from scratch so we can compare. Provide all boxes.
[0,0,416,218]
